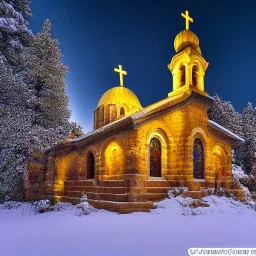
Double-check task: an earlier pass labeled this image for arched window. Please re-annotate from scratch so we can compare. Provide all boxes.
[87,152,95,179]
[192,65,198,86]
[180,64,186,86]
[150,138,161,177]
[193,138,204,179]
[120,107,125,117]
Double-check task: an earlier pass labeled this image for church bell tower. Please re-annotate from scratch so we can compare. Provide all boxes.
[168,10,209,97]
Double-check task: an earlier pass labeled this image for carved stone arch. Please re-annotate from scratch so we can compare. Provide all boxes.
[80,145,98,179]
[211,144,230,178]
[190,55,208,72]
[100,136,124,179]
[191,127,208,142]
[170,51,190,73]
[146,127,171,178]
[100,135,124,157]
[117,103,128,119]
[190,58,205,75]
[80,145,98,157]
[212,144,229,160]
[145,120,175,145]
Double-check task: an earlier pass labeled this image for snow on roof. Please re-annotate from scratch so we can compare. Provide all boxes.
[207,95,215,101]
[71,115,131,143]
[208,120,245,143]
[72,95,180,143]
[131,95,178,120]
[73,92,211,143]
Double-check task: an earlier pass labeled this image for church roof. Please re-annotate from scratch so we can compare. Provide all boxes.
[97,86,142,109]
[71,92,212,144]
[208,120,245,143]
[46,92,243,153]
[174,29,201,54]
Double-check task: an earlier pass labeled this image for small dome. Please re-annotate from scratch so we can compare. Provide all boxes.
[97,86,142,109]
[174,30,201,53]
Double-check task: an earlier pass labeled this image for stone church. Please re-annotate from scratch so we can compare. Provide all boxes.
[29,11,245,213]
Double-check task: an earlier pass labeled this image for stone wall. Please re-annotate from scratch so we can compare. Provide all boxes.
[28,96,233,199]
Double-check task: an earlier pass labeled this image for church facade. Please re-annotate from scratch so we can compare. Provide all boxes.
[28,11,245,213]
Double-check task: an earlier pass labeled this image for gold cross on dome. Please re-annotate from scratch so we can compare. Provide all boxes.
[181,10,193,30]
[114,64,127,87]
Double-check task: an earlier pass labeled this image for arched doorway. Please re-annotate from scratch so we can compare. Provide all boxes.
[193,138,204,179]
[87,152,95,179]
[150,138,161,177]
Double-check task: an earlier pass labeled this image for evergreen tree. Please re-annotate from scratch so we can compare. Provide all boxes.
[242,102,256,174]
[5,0,31,18]
[26,19,71,147]
[0,0,31,70]
[0,0,32,195]
[208,94,244,165]
[0,3,71,196]
[208,94,243,136]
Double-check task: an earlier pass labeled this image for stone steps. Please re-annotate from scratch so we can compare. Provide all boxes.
[64,179,174,205]
[145,180,176,187]
[64,186,127,194]
[146,187,170,193]
[65,191,129,202]
[63,179,178,211]
[88,199,154,214]
[64,180,96,187]
[60,196,154,214]
[97,180,125,187]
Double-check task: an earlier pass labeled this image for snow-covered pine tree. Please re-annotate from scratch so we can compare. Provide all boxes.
[5,0,31,18]
[0,0,31,71]
[0,3,71,198]
[0,0,32,196]
[208,94,243,135]
[26,19,71,148]
[242,102,256,174]
[208,94,244,165]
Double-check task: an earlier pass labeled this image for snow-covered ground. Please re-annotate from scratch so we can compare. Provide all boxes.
[0,196,256,256]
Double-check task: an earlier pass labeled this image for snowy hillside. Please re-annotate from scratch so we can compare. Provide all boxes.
[0,195,255,256]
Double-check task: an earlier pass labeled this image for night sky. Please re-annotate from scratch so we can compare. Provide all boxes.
[30,0,256,132]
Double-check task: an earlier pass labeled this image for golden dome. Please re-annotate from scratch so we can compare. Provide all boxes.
[97,86,142,109]
[174,30,201,53]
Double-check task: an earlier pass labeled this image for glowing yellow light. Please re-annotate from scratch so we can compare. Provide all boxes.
[114,64,127,87]
[181,10,193,30]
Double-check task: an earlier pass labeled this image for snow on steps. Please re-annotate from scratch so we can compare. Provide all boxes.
[60,196,153,214]
[63,179,175,212]
[63,179,246,212]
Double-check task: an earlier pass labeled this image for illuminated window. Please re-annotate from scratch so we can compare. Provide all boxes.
[150,138,161,177]
[193,138,204,179]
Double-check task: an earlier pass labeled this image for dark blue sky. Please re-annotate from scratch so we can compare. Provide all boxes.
[30,0,256,132]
